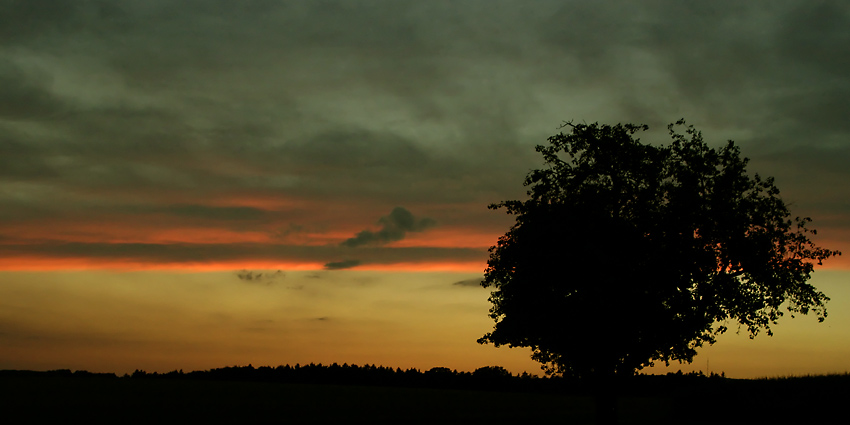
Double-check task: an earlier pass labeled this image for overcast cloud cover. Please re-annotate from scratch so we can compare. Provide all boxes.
[2,0,848,269]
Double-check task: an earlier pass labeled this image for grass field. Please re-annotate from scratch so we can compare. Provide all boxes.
[2,372,848,424]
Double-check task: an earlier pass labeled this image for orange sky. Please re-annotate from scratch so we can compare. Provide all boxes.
[1,199,845,378]
[1,202,845,378]
[2,270,848,378]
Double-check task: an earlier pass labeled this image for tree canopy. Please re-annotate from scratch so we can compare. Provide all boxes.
[479,120,841,378]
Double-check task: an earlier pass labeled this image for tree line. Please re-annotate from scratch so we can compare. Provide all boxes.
[1,364,725,393]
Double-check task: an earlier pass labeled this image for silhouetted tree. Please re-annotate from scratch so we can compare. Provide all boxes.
[472,366,512,379]
[479,120,841,379]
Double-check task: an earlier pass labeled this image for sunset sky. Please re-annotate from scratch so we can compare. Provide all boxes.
[2,1,849,378]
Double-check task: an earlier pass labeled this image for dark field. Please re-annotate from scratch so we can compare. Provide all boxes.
[2,371,848,424]
[2,376,604,424]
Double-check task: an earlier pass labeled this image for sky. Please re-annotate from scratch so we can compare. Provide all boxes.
[1,0,849,378]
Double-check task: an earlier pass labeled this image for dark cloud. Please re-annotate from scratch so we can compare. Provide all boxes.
[0,0,125,43]
[283,130,430,170]
[0,58,69,121]
[0,134,63,180]
[776,2,850,79]
[342,207,436,248]
[750,146,850,220]
[235,269,284,284]
[323,260,362,270]
[0,0,847,268]
[0,1,540,212]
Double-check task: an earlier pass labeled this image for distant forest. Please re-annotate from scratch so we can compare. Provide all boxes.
[1,363,729,393]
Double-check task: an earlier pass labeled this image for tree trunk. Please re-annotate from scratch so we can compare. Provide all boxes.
[593,379,618,425]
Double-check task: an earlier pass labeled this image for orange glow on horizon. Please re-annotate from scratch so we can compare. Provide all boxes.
[388,227,501,249]
[0,257,485,273]
[0,257,326,272]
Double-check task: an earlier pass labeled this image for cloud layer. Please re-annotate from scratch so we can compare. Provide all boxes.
[1,0,847,270]
[342,207,436,248]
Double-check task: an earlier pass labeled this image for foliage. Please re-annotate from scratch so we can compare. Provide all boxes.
[479,120,841,377]
[122,362,530,390]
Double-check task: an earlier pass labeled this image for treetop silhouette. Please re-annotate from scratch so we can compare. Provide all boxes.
[479,120,841,378]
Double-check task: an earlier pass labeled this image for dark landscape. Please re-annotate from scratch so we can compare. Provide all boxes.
[3,3,849,424]
[3,366,848,424]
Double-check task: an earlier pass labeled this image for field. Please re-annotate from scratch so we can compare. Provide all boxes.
[2,372,848,424]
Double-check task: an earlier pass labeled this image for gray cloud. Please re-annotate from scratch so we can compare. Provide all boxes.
[323,260,362,270]
[235,269,284,285]
[0,0,127,44]
[0,58,69,121]
[342,207,436,248]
